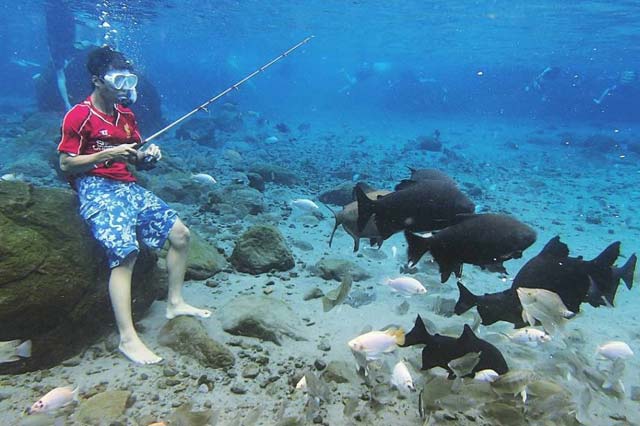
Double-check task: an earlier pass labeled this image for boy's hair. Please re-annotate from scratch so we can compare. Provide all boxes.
[87,46,134,81]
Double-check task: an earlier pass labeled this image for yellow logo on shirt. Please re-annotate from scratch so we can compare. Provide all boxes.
[124,123,132,138]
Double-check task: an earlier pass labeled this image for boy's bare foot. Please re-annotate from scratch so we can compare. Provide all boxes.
[119,337,162,365]
[166,302,212,319]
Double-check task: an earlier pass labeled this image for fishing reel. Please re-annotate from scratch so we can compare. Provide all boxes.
[135,154,158,171]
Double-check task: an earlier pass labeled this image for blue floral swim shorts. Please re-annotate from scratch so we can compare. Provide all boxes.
[76,176,178,268]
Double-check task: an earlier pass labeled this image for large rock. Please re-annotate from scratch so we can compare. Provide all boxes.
[318,182,356,206]
[219,295,306,345]
[158,316,234,369]
[202,184,265,219]
[248,163,299,186]
[74,390,131,424]
[230,225,294,274]
[0,182,164,374]
[184,232,227,280]
[312,258,371,282]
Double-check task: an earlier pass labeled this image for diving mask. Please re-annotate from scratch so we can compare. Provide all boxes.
[103,71,138,90]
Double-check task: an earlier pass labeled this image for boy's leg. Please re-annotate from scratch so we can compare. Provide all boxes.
[110,254,162,364]
[165,219,211,319]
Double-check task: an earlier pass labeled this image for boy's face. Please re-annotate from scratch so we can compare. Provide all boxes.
[92,67,137,103]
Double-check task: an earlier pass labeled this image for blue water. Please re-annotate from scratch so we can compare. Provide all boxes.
[2,1,640,122]
[1,1,640,424]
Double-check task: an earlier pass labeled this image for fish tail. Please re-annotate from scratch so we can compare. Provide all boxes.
[15,339,32,358]
[323,203,340,248]
[404,230,431,266]
[401,315,433,347]
[592,241,621,267]
[617,253,637,290]
[386,327,406,347]
[454,281,478,315]
[72,386,80,401]
[354,184,375,233]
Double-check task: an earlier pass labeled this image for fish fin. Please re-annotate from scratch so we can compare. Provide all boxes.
[454,281,478,315]
[591,241,621,267]
[437,259,462,283]
[72,386,80,402]
[404,230,431,266]
[323,203,340,248]
[402,315,432,347]
[521,308,535,327]
[370,237,384,248]
[617,253,637,290]
[352,238,360,252]
[459,324,478,343]
[539,236,570,259]
[15,340,32,358]
[394,179,418,191]
[386,327,406,347]
[0,356,20,363]
[354,184,376,233]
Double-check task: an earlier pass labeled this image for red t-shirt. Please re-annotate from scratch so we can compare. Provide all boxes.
[57,96,142,182]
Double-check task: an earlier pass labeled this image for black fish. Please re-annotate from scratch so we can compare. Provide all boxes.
[513,236,636,309]
[354,180,474,242]
[407,167,456,186]
[454,237,637,327]
[400,315,509,377]
[455,281,526,327]
[405,214,537,283]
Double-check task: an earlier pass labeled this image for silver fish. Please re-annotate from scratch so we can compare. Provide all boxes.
[0,339,31,363]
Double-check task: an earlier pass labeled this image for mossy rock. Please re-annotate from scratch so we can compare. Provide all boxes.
[313,258,371,282]
[230,225,294,274]
[0,181,163,374]
[158,316,235,369]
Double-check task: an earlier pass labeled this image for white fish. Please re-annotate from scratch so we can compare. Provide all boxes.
[295,376,307,392]
[10,58,41,68]
[1,173,24,182]
[390,360,415,392]
[473,369,500,383]
[383,277,427,296]
[596,341,634,361]
[0,339,32,363]
[391,245,398,258]
[265,136,279,144]
[28,386,79,414]
[291,198,319,212]
[348,328,405,360]
[191,173,217,185]
[517,287,575,335]
[503,328,551,347]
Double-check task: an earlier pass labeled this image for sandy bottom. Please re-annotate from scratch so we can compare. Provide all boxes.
[2,114,639,425]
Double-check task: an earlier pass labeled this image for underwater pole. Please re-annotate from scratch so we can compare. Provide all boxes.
[141,35,314,147]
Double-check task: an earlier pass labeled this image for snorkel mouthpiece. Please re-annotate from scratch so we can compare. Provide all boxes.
[118,87,137,106]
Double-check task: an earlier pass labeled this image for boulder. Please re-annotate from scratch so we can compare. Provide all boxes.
[158,316,234,369]
[248,163,299,186]
[74,390,131,424]
[312,258,371,282]
[184,232,227,280]
[202,185,265,219]
[0,182,163,374]
[318,183,355,206]
[219,295,306,345]
[230,225,294,274]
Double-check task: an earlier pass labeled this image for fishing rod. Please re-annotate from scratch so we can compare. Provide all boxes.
[109,35,314,167]
[141,35,314,146]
